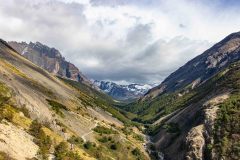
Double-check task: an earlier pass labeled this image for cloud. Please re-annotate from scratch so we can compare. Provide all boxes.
[0,0,239,84]
[126,23,152,48]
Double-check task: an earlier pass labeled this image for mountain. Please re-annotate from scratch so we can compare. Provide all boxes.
[8,41,92,86]
[143,32,240,100]
[93,80,154,101]
[0,39,149,160]
[121,32,240,160]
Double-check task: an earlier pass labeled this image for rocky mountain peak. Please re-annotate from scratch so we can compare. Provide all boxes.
[8,41,91,85]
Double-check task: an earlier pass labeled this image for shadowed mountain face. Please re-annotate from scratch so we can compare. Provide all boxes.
[8,41,91,86]
[143,32,240,100]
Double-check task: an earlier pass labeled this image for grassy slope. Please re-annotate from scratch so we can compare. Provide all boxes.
[59,77,137,125]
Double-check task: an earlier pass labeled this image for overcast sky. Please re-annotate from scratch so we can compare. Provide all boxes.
[1,0,240,84]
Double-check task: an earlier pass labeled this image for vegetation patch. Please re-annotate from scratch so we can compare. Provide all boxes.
[59,77,134,125]
[46,99,68,118]
[212,94,240,159]
[83,141,96,150]
[29,120,52,160]
[93,126,117,134]
[0,82,11,105]
[163,122,181,133]
[54,141,82,160]
[133,133,144,142]
[67,135,84,147]
[0,151,16,160]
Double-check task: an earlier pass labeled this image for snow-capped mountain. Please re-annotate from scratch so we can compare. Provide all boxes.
[93,80,156,101]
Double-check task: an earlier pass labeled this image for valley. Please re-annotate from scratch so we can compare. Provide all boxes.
[0,31,239,160]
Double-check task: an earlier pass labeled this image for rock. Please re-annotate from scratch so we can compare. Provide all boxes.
[0,121,38,160]
[185,125,205,160]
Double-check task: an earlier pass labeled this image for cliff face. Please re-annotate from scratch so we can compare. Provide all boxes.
[8,41,90,85]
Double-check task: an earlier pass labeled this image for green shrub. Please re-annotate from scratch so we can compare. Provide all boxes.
[110,143,119,150]
[93,126,117,134]
[163,122,180,133]
[68,135,84,146]
[131,148,141,156]
[98,136,109,143]
[46,99,67,118]
[83,141,96,150]
[65,151,82,160]
[29,120,52,159]
[29,120,42,137]
[0,82,11,105]
[133,134,144,142]
[54,142,82,160]
[54,142,69,160]
[212,95,240,159]
[37,130,52,160]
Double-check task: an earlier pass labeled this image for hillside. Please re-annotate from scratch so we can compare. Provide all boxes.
[0,39,149,160]
[120,32,240,160]
[143,32,240,100]
[123,32,240,123]
[148,61,240,160]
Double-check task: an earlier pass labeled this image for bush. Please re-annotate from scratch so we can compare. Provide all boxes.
[110,143,118,150]
[54,142,69,160]
[132,148,141,156]
[54,141,82,160]
[29,120,42,137]
[133,134,144,142]
[65,151,82,160]
[163,122,180,133]
[29,120,52,159]
[68,135,84,146]
[93,126,117,134]
[37,130,52,160]
[46,99,67,118]
[83,141,96,149]
[98,136,109,143]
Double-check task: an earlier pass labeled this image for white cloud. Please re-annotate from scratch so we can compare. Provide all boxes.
[0,0,239,84]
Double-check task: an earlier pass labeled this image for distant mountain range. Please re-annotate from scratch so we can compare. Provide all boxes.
[93,80,156,101]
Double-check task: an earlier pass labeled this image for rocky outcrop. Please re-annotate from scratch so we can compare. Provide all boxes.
[143,32,240,100]
[0,121,38,160]
[185,125,205,160]
[8,41,91,85]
